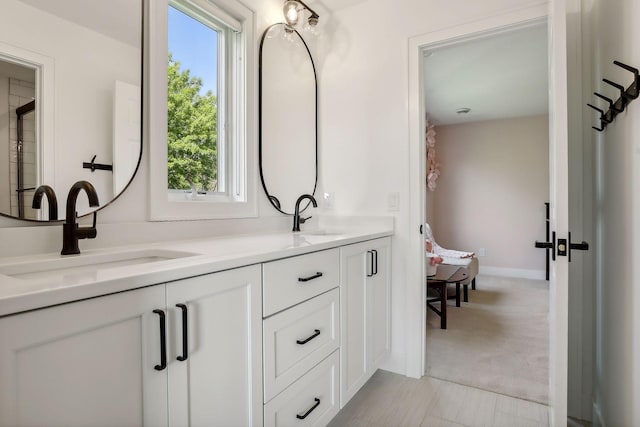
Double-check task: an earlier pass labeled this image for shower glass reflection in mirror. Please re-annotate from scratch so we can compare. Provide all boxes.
[0,58,36,219]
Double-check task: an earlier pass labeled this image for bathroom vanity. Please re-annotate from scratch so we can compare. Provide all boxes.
[0,225,392,427]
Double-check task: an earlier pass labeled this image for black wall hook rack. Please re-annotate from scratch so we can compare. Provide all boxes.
[588,60,639,132]
[82,155,113,172]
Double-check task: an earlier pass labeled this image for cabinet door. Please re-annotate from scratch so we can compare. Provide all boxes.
[0,286,168,427]
[340,237,392,408]
[367,238,391,370]
[339,241,369,406]
[166,265,263,427]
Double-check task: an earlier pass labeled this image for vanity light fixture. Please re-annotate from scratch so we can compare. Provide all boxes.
[283,0,319,32]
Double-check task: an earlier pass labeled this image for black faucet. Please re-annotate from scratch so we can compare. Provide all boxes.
[61,181,100,256]
[32,185,58,220]
[292,194,317,232]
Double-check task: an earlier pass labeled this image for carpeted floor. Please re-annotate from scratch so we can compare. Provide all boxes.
[426,274,549,404]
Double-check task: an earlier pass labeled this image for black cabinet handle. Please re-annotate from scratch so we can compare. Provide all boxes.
[367,251,374,277]
[298,272,323,282]
[176,304,189,362]
[372,249,378,276]
[296,329,321,345]
[153,309,167,371]
[296,398,321,420]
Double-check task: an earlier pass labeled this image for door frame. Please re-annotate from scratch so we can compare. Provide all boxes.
[407,2,569,425]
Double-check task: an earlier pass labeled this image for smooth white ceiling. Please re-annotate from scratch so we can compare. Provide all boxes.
[17,0,141,47]
[315,0,370,11]
[424,23,548,126]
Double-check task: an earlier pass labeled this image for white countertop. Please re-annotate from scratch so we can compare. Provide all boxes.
[0,224,392,317]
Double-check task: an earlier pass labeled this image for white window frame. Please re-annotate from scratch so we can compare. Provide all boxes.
[148,0,256,220]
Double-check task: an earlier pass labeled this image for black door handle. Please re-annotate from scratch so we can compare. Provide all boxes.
[296,398,321,420]
[534,241,553,249]
[571,242,589,250]
[568,232,589,262]
[296,329,321,345]
[534,231,556,261]
[153,309,167,371]
[176,304,189,362]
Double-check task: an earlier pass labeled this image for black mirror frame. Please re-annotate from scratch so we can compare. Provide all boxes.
[258,23,318,216]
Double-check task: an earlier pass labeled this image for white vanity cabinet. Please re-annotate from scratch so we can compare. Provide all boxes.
[166,265,263,427]
[0,264,263,427]
[0,229,394,427]
[262,249,341,427]
[340,237,391,406]
[0,285,168,427]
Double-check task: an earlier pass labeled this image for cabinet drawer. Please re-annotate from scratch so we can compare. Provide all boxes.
[263,249,339,316]
[264,289,339,402]
[264,350,339,427]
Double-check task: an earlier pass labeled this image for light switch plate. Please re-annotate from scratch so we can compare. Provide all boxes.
[388,192,400,211]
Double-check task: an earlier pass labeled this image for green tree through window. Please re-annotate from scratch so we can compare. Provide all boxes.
[167,53,218,192]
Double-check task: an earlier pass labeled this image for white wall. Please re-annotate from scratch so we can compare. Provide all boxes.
[584,0,640,425]
[431,116,549,276]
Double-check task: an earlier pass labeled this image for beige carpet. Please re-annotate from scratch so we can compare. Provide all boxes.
[426,274,549,404]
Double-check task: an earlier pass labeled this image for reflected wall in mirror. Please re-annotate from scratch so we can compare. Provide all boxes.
[259,23,317,215]
[0,0,142,221]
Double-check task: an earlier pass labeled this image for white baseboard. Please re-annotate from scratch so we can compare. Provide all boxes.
[592,401,604,427]
[479,266,546,280]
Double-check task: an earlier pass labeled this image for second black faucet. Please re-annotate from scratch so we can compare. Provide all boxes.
[292,194,317,232]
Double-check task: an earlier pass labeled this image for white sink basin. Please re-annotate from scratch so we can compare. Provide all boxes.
[0,249,200,282]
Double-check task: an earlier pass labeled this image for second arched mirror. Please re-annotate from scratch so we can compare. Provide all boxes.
[259,23,317,215]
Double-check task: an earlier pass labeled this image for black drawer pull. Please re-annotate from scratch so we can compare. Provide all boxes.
[296,397,321,420]
[296,329,321,345]
[298,272,323,282]
[153,309,167,371]
[176,304,189,361]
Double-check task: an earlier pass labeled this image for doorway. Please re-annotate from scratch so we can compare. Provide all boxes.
[407,3,575,425]
[422,23,550,404]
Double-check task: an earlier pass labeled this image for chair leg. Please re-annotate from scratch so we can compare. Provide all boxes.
[455,282,461,307]
[472,277,476,290]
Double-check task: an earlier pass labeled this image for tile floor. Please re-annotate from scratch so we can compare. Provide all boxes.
[328,370,549,427]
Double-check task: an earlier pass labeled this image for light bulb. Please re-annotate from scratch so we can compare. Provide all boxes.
[304,16,320,36]
[283,1,300,28]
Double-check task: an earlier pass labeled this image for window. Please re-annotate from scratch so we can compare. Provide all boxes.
[149,0,256,220]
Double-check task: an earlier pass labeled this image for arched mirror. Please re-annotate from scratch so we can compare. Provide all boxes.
[259,23,317,215]
[0,0,143,222]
